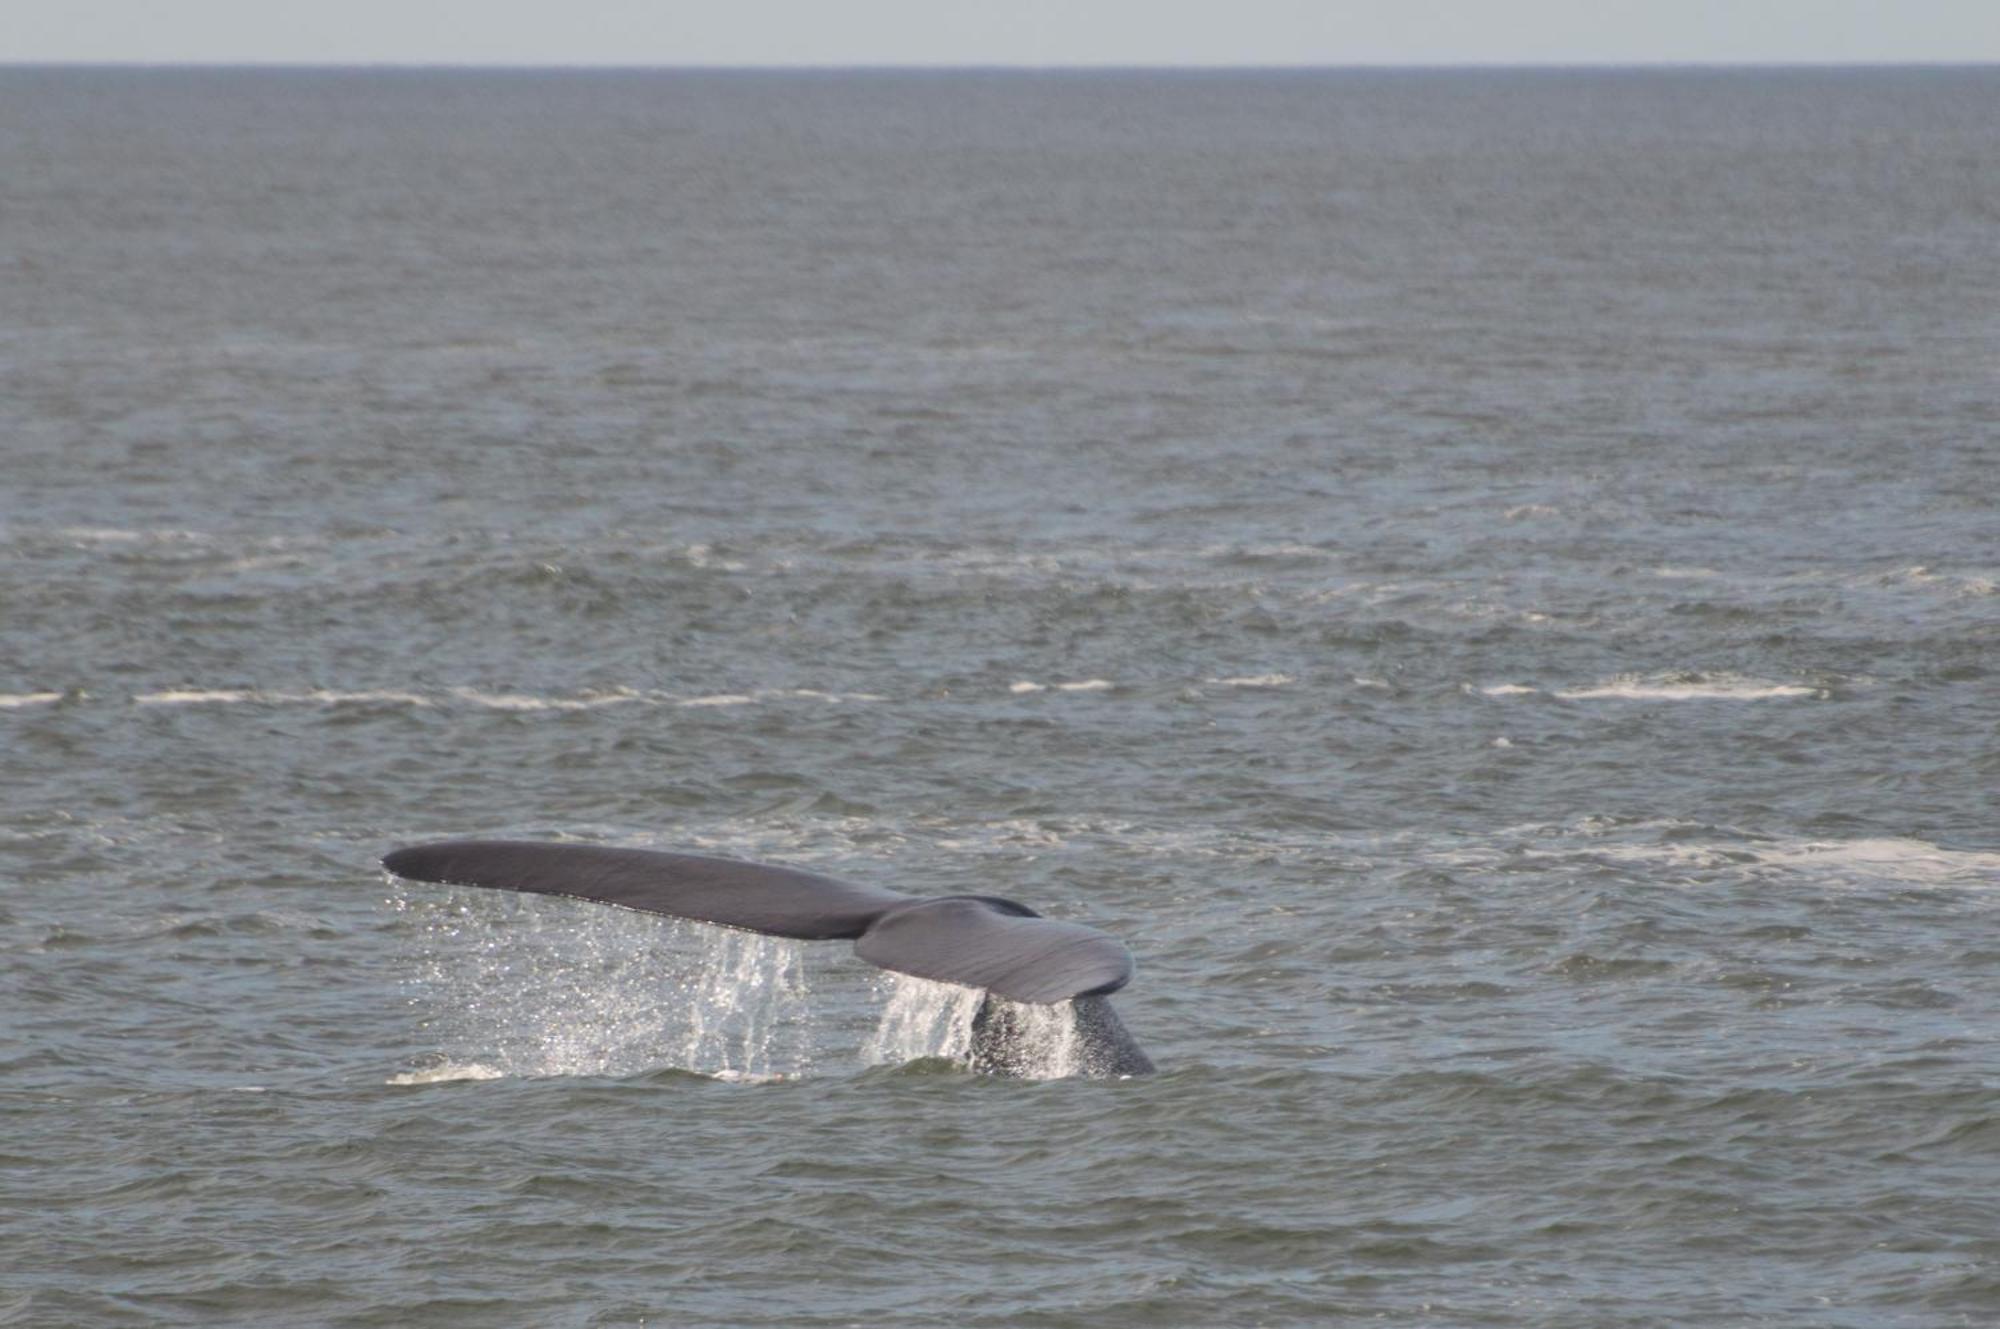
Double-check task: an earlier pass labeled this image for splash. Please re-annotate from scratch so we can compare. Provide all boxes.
[394,892,812,1081]
[861,973,985,1065]
[386,1062,505,1086]
[394,893,1112,1081]
[672,927,812,1077]
[963,996,1085,1080]
[861,976,1085,1080]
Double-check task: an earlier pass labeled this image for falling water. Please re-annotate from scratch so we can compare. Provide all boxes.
[672,926,812,1079]
[962,996,1085,1080]
[860,973,986,1065]
[396,892,1097,1082]
[394,891,813,1081]
[860,975,1084,1079]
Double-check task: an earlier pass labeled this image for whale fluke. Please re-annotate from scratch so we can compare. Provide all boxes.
[381,840,907,940]
[853,894,1130,1003]
[381,840,1147,1072]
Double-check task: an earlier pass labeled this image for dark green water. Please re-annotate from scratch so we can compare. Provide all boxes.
[3,67,1998,1327]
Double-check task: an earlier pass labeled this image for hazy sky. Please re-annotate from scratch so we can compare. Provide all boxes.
[10,0,2000,67]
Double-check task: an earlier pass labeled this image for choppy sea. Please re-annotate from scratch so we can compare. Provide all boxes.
[3,67,1998,1326]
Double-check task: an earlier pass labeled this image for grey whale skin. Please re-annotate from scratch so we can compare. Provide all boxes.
[381,840,1154,1077]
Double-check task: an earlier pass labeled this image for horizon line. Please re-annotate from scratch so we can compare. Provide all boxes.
[5,59,1999,73]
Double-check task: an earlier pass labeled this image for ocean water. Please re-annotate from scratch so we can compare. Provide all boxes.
[2,66,1998,1327]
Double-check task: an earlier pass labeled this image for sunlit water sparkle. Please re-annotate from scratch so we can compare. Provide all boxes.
[395,892,825,1081]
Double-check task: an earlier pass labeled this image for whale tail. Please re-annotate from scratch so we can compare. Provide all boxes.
[381,839,1150,1075]
[969,993,1156,1078]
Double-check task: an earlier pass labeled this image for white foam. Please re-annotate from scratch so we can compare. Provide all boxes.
[0,692,62,709]
[57,527,147,544]
[1351,676,1392,691]
[1476,683,1541,697]
[218,552,311,574]
[452,687,641,711]
[902,548,1068,579]
[128,685,895,712]
[680,543,747,572]
[1201,541,1337,561]
[677,689,886,708]
[1747,837,2000,885]
[931,818,1071,851]
[1452,821,2000,890]
[303,689,427,705]
[386,1062,505,1086]
[1635,563,2000,604]
[1208,674,1295,689]
[56,527,211,545]
[1555,674,1820,702]
[136,688,430,706]
[1011,679,1115,694]
[1878,565,2000,598]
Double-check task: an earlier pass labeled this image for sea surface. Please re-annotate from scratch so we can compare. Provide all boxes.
[2,67,1998,1327]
